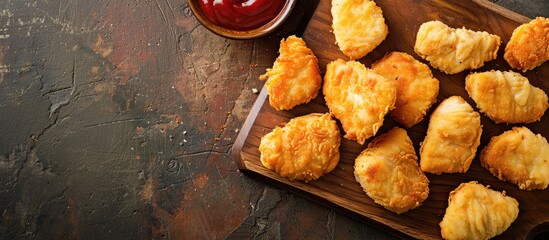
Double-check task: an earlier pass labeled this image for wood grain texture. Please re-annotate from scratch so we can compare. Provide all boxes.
[233,0,549,239]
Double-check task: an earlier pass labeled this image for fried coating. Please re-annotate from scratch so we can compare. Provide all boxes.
[371,52,439,128]
[465,70,548,124]
[259,113,341,182]
[259,35,322,111]
[354,127,429,214]
[481,127,549,190]
[440,182,519,240]
[323,59,396,144]
[420,96,482,174]
[414,20,501,74]
[504,17,549,72]
[331,0,388,60]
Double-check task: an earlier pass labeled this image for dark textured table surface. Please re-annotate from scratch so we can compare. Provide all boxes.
[0,0,547,239]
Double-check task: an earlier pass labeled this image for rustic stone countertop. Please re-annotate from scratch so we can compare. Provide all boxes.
[0,0,547,239]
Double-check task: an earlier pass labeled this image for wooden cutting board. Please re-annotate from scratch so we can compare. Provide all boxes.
[232,0,549,239]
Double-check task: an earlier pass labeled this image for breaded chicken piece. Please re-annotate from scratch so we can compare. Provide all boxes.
[259,35,322,111]
[504,17,549,72]
[331,0,388,60]
[414,20,501,74]
[259,113,341,182]
[440,182,519,240]
[354,127,429,214]
[481,127,549,190]
[420,96,482,174]
[323,59,396,144]
[371,52,440,128]
[465,70,548,124]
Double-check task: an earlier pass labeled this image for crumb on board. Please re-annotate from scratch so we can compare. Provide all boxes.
[252,88,259,94]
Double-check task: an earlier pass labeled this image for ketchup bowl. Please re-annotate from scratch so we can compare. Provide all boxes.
[186,0,296,39]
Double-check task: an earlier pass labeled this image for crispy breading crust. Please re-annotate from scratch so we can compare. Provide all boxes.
[480,127,549,190]
[504,17,549,72]
[371,52,439,128]
[420,96,482,174]
[440,182,519,240]
[465,70,548,124]
[259,113,341,182]
[323,59,396,144]
[259,35,322,111]
[331,0,388,60]
[414,20,501,74]
[354,127,429,214]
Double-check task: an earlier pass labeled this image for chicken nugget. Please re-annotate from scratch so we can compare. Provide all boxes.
[259,113,340,182]
[465,70,548,124]
[481,127,549,190]
[354,127,429,214]
[323,59,396,144]
[259,35,322,111]
[440,181,519,240]
[371,52,439,128]
[331,0,388,60]
[420,96,482,174]
[414,20,501,74]
[504,17,549,72]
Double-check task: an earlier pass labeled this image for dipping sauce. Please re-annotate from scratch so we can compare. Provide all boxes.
[199,0,286,31]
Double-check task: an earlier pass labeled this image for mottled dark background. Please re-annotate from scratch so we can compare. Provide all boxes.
[0,0,547,239]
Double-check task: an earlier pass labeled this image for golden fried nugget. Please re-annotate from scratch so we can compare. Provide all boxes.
[259,35,322,111]
[440,182,519,240]
[414,20,501,74]
[323,59,396,144]
[371,52,439,128]
[420,96,482,174]
[354,127,429,214]
[465,70,548,124]
[504,17,549,72]
[481,127,549,190]
[331,0,388,60]
[259,113,341,182]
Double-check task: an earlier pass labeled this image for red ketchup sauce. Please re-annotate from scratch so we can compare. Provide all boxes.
[199,0,286,31]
